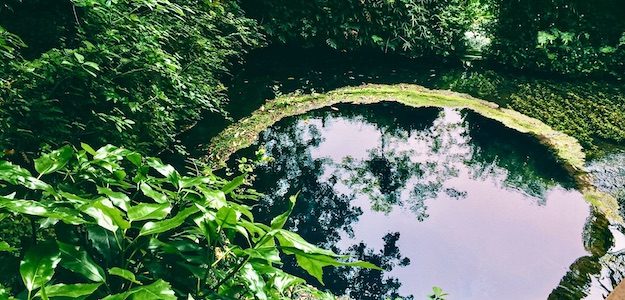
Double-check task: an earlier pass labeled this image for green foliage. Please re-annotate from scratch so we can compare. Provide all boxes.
[490,0,625,76]
[428,286,448,300]
[0,0,263,158]
[243,0,476,58]
[0,144,377,299]
[438,70,625,154]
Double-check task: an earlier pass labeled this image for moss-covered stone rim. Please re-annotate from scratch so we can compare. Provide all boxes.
[206,84,623,224]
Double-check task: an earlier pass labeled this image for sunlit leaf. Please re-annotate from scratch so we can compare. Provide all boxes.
[37,283,101,298]
[0,198,85,225]
[270,194,297,230]
[109,267,141,284]
[97,186,130,212]
[221,174,245,194]
[215,206,238,229]
[0,241,16,252]
[139,206,198,236]
[139,182,168,204]
[83,199,130,232]
[128,203,171,222]
[20,242,61,292]
[34,145,73,175]
[147,158,180,187]
[102,279,175,300]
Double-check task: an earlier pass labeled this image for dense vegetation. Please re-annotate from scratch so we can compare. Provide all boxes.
[0,144,376,298]
[242,0,477,58]
[245,0,625,77]
[491,0,625,76]
[1,0,625,299]
[0,0,262,159]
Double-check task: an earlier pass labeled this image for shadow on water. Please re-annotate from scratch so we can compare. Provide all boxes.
[228,102,625,299]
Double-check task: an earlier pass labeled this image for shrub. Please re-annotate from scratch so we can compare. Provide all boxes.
[242,0,475,58]
[0,0,263,160]
[489,0,625,76]
[0,144,377,299]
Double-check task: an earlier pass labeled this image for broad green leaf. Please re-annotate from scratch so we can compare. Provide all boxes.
[19,242,61,292]
[81,143,96,155]
[87,226,121,264]
[126,152,142,167]
[58,242,106,282]
[103,279,175,300]
[34,145,73,175]
[37,283,101,298]
[97,186,130,211]
[241,263,267,300]
[139,206,198,236]
[275,230,336,256]
[83,61,100,70]
[139,182,168,203]
[0,161,52,192]
[179,176,211,189]
[130,279,176,300]
[0,241,15,252]
[109,267,141,284]
[128,203,171,222]
[0,198,85,225]
[73,52,85,63]
[199,188,226,209]
[83,199,130,232]
[215,206,238,229]
[241,247,280,263]
[286,247,381,285]
[147,158,180,187]
[221,175,245,194]
[270,194,297,230]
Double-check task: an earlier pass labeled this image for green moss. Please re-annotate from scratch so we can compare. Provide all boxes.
[207,84,623,224]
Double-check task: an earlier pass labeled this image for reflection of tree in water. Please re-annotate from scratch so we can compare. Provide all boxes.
[234,112,412,299]
[336,104,576,221]
[549,211,625,299]
[324,232,413,300]
[250,118,360,247]
[230,102,601,299]
[465,112,577,203]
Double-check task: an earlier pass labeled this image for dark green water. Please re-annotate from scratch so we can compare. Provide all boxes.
[228,102,625,299]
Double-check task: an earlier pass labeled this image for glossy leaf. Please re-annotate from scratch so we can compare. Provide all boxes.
[128,203,171,222]
[19,242,61,292]
[270,194,297,230]
[139,182,168,203]
[0,241,15,252]
[109,267,141,284]
[38,283,102,298]
[221,175,245,194]
[97,186,131,212]
[34,145,73,175]
[147,158,180,187]
[139,206,198,236]
[0,198,85,225]
[58,242,106,282]
[83,199,130,232]
[215,206,238,229]
[87,226,122,264]
[102,279,175,300]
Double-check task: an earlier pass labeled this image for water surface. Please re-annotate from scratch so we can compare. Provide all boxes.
[229,103,615,299]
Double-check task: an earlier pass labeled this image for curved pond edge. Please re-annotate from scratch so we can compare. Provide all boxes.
[206,83,623,225]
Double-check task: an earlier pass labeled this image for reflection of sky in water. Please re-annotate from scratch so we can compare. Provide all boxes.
[304,108,589,299]
[237,104,620,299]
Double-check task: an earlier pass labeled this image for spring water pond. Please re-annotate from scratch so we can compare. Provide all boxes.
[227,102,620,299]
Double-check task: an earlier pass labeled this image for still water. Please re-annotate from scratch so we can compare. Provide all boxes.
[228,102,617,299]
